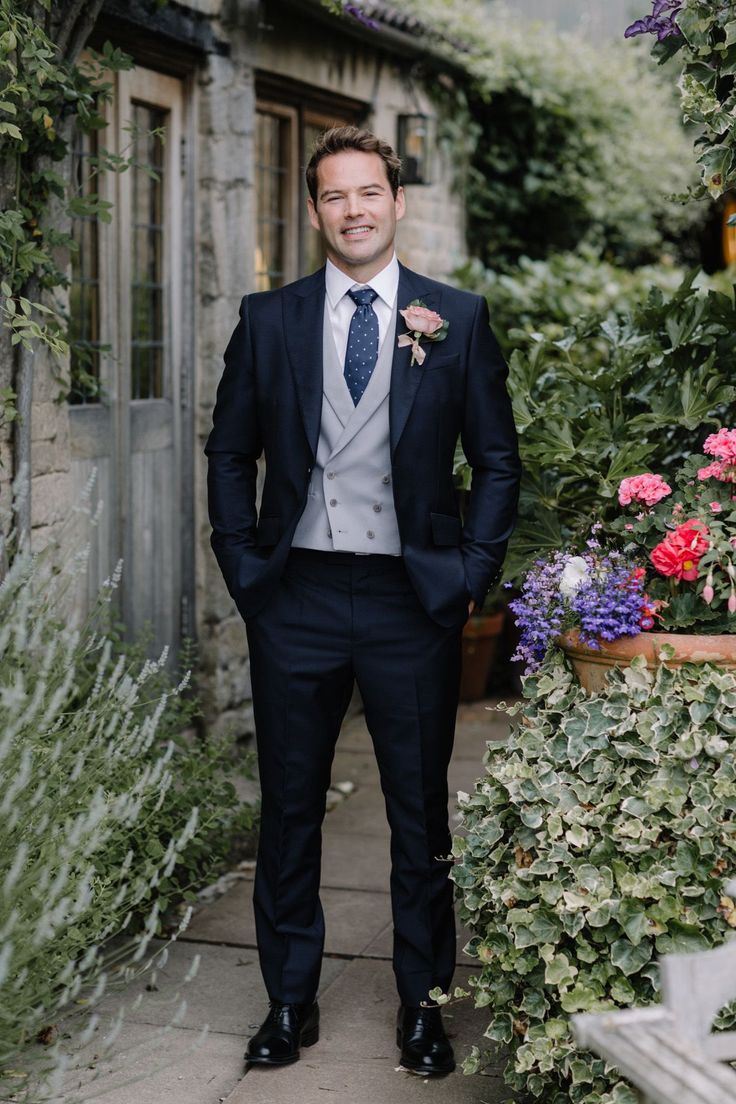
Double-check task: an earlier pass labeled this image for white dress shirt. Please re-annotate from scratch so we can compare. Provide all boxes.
[324,253,400,365]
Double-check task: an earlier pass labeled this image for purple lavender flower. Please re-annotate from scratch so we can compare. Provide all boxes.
[625,1,682,41]
[344,2,379,29]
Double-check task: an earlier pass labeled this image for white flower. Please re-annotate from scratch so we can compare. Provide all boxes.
[559,556,590,598]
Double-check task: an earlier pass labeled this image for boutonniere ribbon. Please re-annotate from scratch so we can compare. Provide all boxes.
[397,299,449,366]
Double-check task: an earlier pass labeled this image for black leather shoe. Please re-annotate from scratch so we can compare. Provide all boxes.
[397,1004,456,1075]
[245,1000,319,1065]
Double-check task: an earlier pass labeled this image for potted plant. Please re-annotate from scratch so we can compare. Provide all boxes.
[509,429,736,690]
[460,588,506,702]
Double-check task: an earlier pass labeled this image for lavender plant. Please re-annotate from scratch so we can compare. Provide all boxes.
[0,478,256,1092]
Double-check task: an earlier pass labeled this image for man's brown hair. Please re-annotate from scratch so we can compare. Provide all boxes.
[305,126,402,204]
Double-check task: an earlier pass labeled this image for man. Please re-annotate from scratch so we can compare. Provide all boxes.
[205,126,520,1076]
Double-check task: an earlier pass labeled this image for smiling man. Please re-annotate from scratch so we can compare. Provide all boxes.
[205,126,521,1076]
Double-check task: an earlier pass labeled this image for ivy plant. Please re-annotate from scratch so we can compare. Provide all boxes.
[442,651,736,1102]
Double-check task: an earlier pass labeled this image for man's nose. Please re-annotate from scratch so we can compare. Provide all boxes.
[344,194,364,218]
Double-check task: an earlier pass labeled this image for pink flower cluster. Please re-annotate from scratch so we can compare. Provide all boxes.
[698,427,736,484]
[650,520,710,582]
[618,472,672,507]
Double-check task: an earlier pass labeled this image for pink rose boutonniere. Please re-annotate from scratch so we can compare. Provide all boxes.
[397,299,449,366]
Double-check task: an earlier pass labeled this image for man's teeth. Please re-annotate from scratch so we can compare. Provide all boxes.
[344,226,372,235]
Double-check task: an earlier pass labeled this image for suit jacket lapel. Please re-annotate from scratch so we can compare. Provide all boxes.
[389,263,442,458]
[283,267,326,460]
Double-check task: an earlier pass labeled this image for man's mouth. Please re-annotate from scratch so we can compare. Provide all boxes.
[342,225,373,238]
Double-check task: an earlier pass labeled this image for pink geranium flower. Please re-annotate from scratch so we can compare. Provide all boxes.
[699,428,736,483]
[698,460,736,484]
[618,473,672,507]
[703,427,736,463]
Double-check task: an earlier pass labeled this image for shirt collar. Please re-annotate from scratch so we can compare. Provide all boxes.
[325,253,399,311]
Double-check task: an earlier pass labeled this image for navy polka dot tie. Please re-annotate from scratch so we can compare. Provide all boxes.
[344,287,379,405]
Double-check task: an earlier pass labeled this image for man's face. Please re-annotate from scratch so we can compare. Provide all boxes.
[307,150,405,273]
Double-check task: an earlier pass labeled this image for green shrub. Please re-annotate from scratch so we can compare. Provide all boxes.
[418,1,703,268]
[446,652,736,1102]
[453,250,687,360]
[0,509,257,1080]
[455,269,736,582]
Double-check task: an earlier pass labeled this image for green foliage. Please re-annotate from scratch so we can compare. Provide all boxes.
[0,510,257,1078]
[453,251,688,361]
[0,4,137,415]
[415,1,702,268]
[484,270,736,582]
[649,0,736,199]
[448,652,736,1102]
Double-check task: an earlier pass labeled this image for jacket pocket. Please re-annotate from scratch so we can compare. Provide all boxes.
[256,515,280,547]
[430,512,462,546]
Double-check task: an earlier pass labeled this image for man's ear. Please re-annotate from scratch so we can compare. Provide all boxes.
[307,196,320,232]
[395,185,406,222]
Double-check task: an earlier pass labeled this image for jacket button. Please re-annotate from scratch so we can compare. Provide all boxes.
[366,530,374,539]
[327,528,332,538]
[372,503,381,513]
[329,498,337,507]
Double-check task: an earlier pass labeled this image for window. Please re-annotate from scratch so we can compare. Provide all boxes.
[68,123,103,404]
[255,78,366,288]
[255,104,298,292]
[130,102,167,400]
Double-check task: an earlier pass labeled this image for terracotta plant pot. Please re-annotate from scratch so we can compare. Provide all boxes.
[460,611,505,702]
[558,628,736,694]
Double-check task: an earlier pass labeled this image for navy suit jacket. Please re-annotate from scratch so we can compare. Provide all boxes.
[204,262,521,628]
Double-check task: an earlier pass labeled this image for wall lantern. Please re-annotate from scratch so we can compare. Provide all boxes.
[397,114,432,185]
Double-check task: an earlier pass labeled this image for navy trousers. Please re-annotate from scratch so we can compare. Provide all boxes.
[244,548,463,1007]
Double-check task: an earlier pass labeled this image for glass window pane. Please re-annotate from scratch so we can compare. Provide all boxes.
[255,109,291,290]
[68,121,102,405]
[130,102,167,400]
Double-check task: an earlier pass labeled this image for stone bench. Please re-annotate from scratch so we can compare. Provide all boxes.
[573,937,736,1104]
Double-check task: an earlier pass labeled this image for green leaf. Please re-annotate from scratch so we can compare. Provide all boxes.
[610,938,653,977]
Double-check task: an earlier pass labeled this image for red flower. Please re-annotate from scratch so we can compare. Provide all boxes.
[650,520,710,582]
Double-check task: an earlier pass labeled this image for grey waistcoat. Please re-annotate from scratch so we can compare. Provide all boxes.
[291,297,401,555]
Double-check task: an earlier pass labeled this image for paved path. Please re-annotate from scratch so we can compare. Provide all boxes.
[61,701,510,1104]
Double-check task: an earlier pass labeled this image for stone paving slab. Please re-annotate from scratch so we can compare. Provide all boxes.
[93,940,346,1036]
[361,912,479,970]
[56,1019,245,1104]
[182,881,392,958]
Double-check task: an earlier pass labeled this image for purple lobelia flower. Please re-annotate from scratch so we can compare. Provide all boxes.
[625,1,682,40]
[510,548,648,672]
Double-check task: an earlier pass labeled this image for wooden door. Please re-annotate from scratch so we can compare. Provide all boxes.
[68,64,191,662]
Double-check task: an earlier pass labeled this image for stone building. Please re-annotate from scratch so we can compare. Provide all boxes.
[7,0,473,739]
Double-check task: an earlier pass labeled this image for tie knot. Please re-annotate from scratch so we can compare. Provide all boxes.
[348,287,378,308]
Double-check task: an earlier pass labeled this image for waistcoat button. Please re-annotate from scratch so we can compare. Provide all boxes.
[329,498,337,507]
[381,474,390,484]
[326,471,336,480]
[372,503,381,512]
[366,530,375,539]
